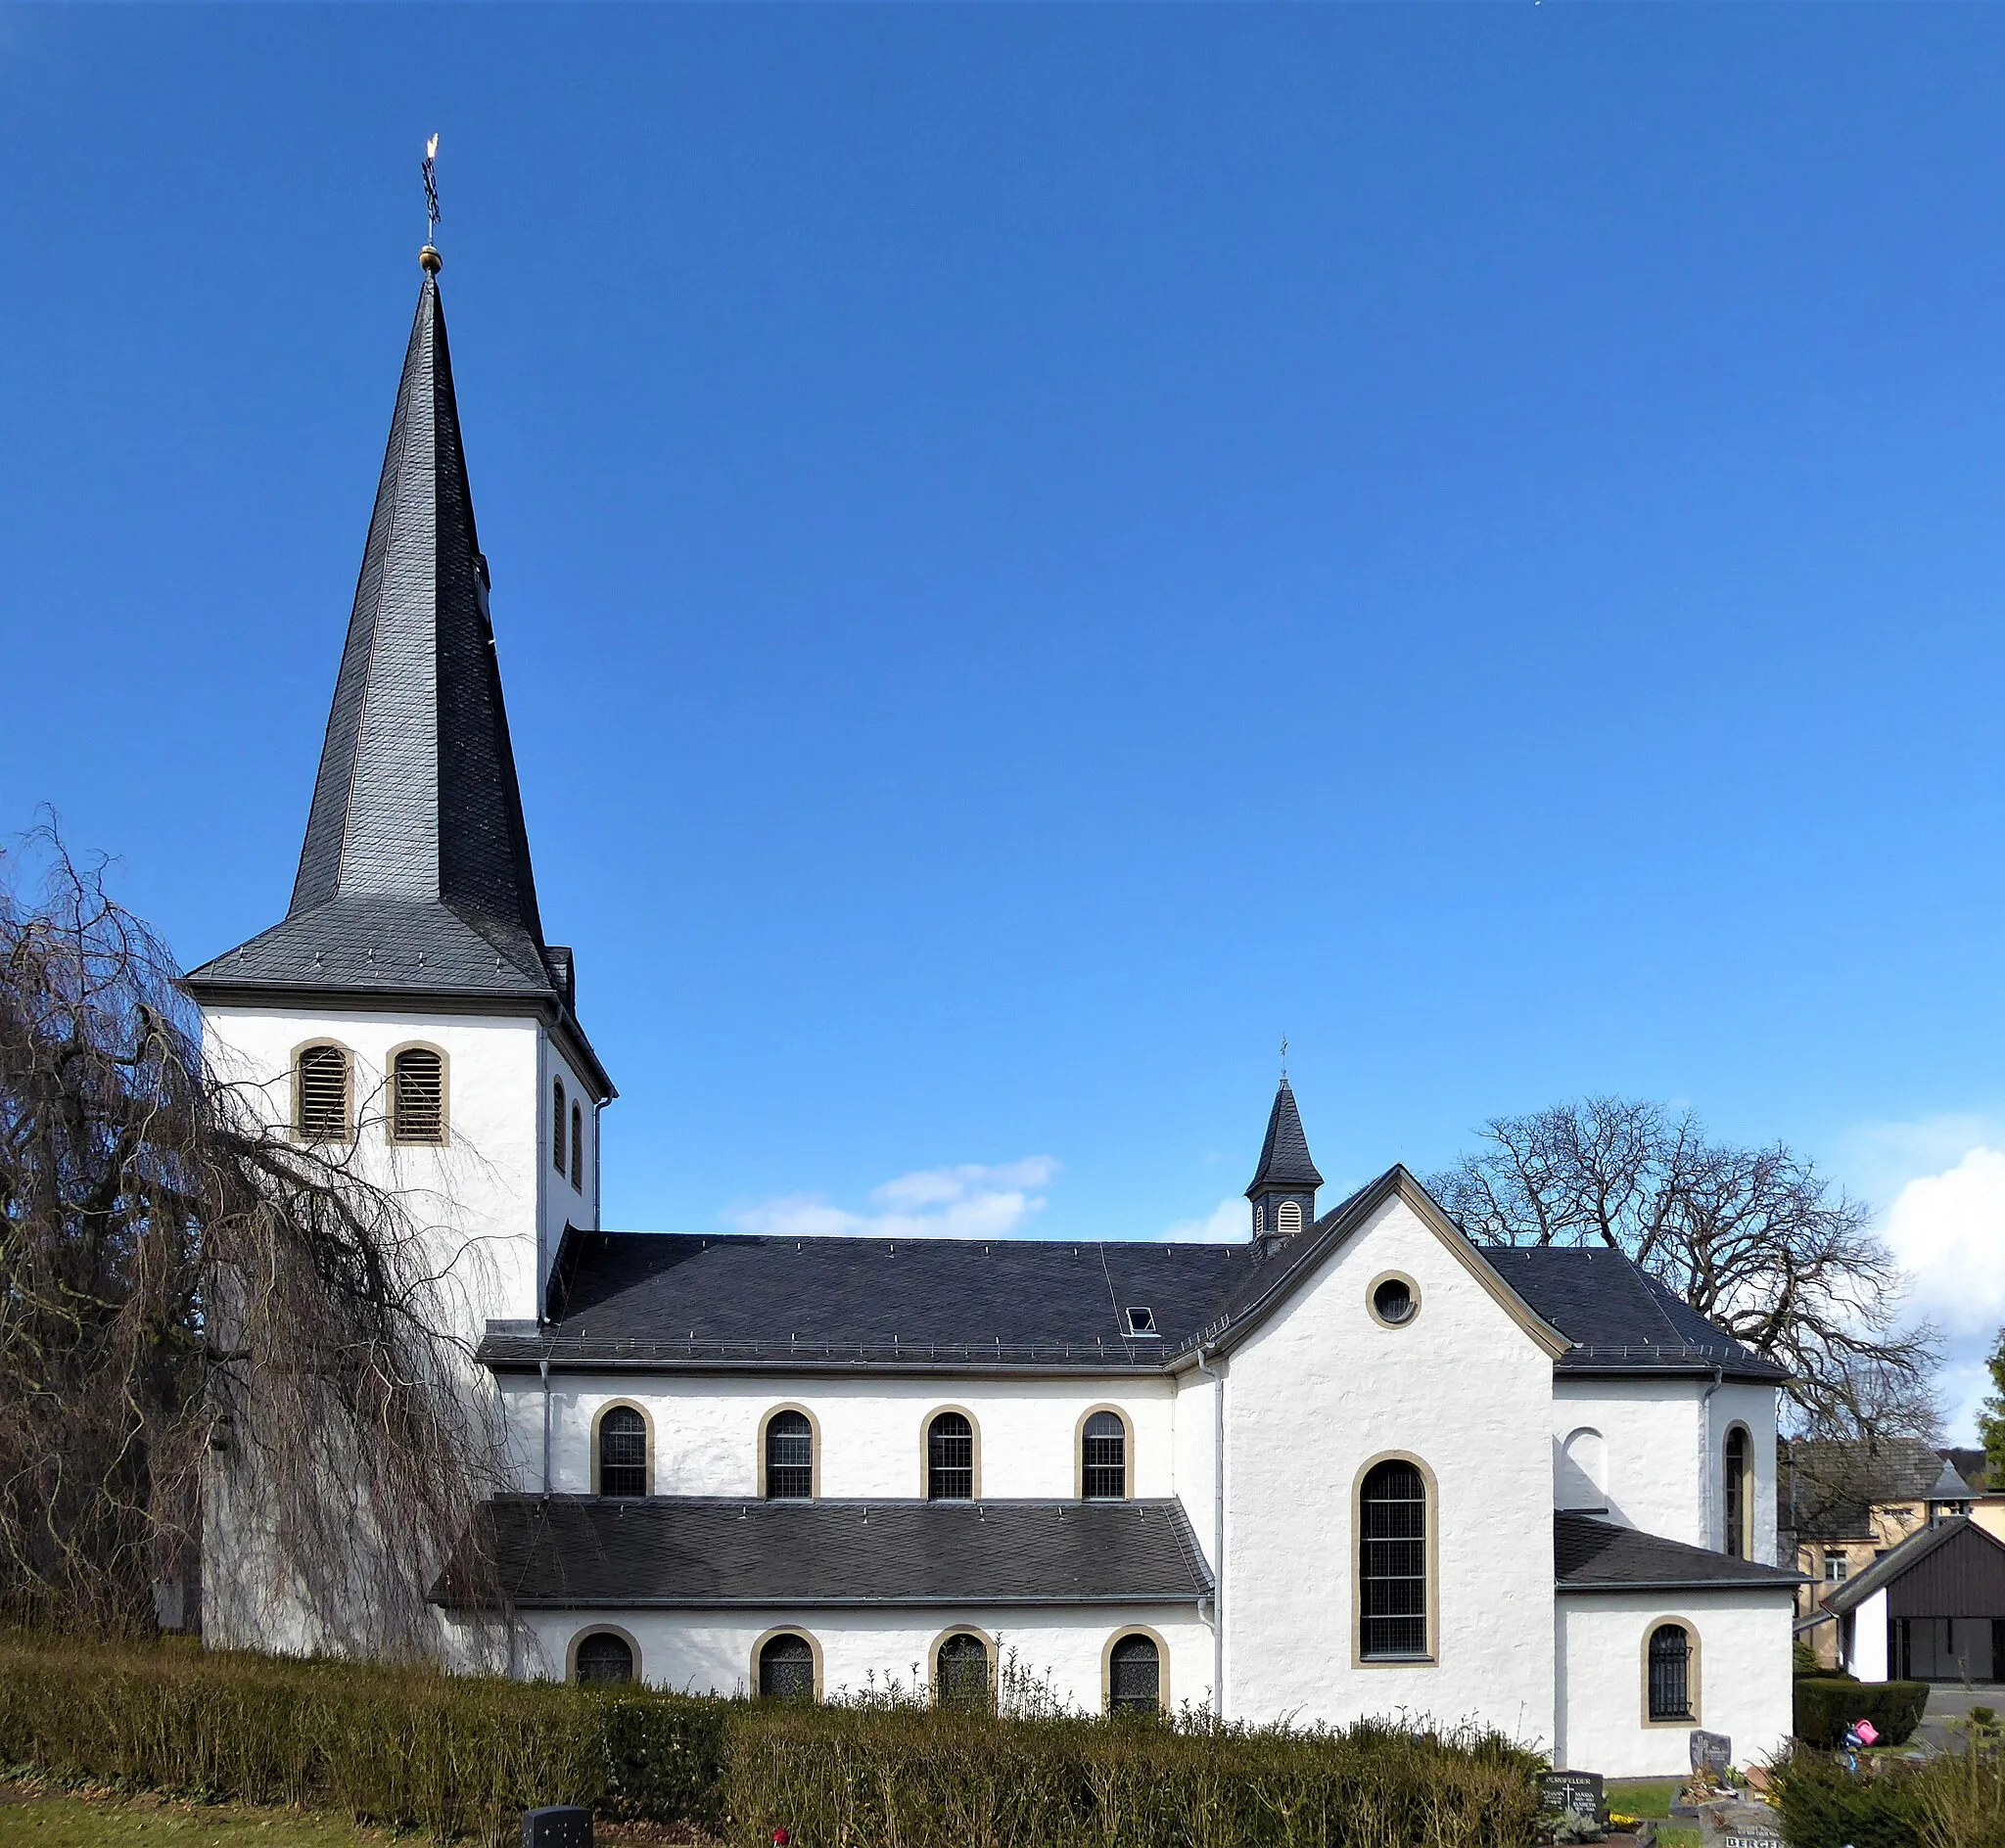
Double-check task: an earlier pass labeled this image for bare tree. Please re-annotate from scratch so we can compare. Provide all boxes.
[0,824,504,1644]
[1429,1097,1939,1440]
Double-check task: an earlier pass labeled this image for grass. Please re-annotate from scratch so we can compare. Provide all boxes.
[0,1784,387,1847]
[1606,1779,1700,1848]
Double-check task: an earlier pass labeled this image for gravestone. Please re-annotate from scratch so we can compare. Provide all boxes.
[523,1807,592,1848]
[1690,1731,1732,1779]
[1542,1771,1607,1825]
[1697,1800,1783,1848]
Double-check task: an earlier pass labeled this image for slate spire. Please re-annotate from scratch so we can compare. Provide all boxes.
[188,256,608,1101]
[1245,1077,1322,1241]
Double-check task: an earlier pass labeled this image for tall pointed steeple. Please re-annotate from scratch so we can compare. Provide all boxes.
[1245,1077,1322,1241]
[189,257,609,1095]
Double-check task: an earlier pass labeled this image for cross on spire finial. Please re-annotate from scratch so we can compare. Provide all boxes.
[420,133,443,272]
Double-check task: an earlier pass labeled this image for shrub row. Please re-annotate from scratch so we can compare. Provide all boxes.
[1792,1677,1929,1749]
[0,1634,1546,1848]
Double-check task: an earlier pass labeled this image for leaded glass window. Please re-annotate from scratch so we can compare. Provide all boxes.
[766,1409,813,1500]
[570,1101,583,1191]
[575,1631,633,1686]
[1108,1633,1161,1714]
[1359,1458,1427,1660]
[1723,1427,1749,1559]
[937,1632,992,1710]
[759,1633,816,1700]
[928,1411,974,1501]
[598,1406,646,1497]
[1083,1411,1127,1501]
[1649,1624,1692,1720]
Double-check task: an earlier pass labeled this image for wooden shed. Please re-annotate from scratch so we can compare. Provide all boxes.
[1825,1516,2005,1682]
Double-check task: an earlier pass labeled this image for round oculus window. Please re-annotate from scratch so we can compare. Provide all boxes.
[1372,1276,1417,1326]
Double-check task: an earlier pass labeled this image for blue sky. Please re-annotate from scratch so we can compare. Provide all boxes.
[6,8,2005,1430]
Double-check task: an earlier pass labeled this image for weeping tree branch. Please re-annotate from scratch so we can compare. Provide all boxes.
[1429,1096,1941,1441]
[0,823,505,1646]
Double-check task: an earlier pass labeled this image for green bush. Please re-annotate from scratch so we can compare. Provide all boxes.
[0,1633,1544,1847]
[1794,1677,1929,1748]
[1770,1749,1929,1848]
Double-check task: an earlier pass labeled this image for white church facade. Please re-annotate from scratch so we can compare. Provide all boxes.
[186,253,1801,1778]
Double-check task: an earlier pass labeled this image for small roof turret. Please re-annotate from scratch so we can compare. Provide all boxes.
[1245,1077,1324,1198]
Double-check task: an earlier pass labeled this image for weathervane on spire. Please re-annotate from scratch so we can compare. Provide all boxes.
[420,133,443,273]
[1280,1036,1289,1082]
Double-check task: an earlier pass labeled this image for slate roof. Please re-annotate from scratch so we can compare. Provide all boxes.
[1785,1438,1975,1544]
[1482,1247,1789,1382]
[1245,1079,1324,1195]
[481,1169,1779,1383]
[1554,1514,1805,1593]
[184,265,609,1091]
[436,1497,1214,1610]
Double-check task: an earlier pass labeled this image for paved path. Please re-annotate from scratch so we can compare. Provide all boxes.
[1917,1683,2005,1751]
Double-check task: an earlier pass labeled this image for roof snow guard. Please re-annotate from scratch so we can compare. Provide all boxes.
[186,265,610,1094]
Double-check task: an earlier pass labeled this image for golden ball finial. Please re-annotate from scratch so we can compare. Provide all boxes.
[419,245,443,274]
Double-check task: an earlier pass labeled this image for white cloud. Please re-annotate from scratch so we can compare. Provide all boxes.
[727,1157,1058,1241]
[1160,1197,1249,1244]
[1884,1146,2005,1339]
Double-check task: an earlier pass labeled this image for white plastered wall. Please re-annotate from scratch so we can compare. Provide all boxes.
[508,1371,1178,1501]
[1555,1590,1795,1777]
[1847,1588,1889,1680]
[495,1604,1213,1714]
[1172,1368,1220,1572]
[1219,1191,1557,1740]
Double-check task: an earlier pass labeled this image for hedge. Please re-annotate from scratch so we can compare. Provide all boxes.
[1792,1677,1929,1748]
[1769,1749,1929,1848]
[0,1633,1546,1848]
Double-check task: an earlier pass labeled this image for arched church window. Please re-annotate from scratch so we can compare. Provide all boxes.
[390,1046,445,1144]
[571,1101,583,1191]
[1082,1410,1128,1501]
[1648,1623,1693,1720]
[1359,1458,1429,1660]
[1277,1200,1302,1234]
[596,1405,648,1497]
[927,1411,974,1500]
[574,1630,634,1686]
[758,1632,817,1700]
[553,1080,567,1175]
[765,1409,814,1500]
[1107,1632,1162,1714]
[295,1043,350,1141]
[936,1631,992,1710]
[1723,1426,1750,1558]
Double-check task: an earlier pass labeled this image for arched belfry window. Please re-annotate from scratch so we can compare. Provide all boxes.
[571,1101,584,1191]
[1277,1200,1302,1234]
[1359,1458,1429,1661]
[1082,1411,1129,1501]
[596,1405,648,1497]
[390,1046,445,1144]
[928,1411,974,1501]
[1648,1623,1693,1720]
[295,1043,350,1141]
[765,1409,814,1500]
[552,1080,567,1175]
[1723,1426,1750,1558]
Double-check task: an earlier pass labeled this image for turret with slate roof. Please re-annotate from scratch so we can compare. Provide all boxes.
[1244,1073,1322,1243]
[186,252,610,1098]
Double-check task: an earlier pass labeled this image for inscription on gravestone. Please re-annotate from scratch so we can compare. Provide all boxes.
[1690,1731,1732,1778]
[1542,1772,1606,1824]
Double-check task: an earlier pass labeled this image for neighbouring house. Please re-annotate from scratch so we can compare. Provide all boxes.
[184,246,1804,1777]
[1784,1438,1978,1667]
[1822,1517,2005,1683]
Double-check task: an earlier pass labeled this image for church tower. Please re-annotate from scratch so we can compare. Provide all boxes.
[1244,1076,1321,1243]
[186,250,613,1335]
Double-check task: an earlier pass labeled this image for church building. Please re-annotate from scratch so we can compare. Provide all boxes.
[186,252,1801,1777]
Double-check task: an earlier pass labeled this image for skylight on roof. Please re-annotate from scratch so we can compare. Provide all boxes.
[1125,1306,1157,1337]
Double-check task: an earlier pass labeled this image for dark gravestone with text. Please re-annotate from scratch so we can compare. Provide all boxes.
[1543,1772,1607,1825]
[523,1808,591,1848]
[1690,1731,1732,1779]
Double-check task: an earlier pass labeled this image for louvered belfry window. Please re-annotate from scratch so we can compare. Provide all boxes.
[1108,1634,1161,1713]
[552,1081,567,1175]
[296,1044,350,1141]
[1083,1411,1127,1501]
[1648,1624,1692,1720]
[570,1101,583,1191]
[598,1406,647,1497]
[928,1412,974,1500]
[1359,1459,1428,1659]
[766,1410,814,1500]
[1277,1200,1302,1234]
[391,1047,444,1143]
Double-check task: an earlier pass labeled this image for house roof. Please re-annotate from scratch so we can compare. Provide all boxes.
[1245,1079,1323,1196]
[1554,1514,1806,1593]
[435,1496,1215,1610]
[1785,1438,1976,1544]
[480,1168,1777,1383]
[183,263,610,1095]
[1821,1515,2004,1615]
